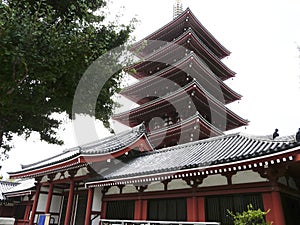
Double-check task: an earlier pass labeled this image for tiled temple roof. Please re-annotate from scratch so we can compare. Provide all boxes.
[88,133,299,184]
[8,124,150,178]
[3,179,35,198]
[122,53,241,105]
[132,8,230,59]
[0,181,19,200]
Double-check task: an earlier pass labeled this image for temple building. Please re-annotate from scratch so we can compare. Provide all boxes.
[3,4,300,225]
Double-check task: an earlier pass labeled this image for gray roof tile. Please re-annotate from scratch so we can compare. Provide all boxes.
[0,181,19,200]
[100,133,298,180]
[9,124,148,175]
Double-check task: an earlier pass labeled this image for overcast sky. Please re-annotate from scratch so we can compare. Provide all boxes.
[2,0,300,177]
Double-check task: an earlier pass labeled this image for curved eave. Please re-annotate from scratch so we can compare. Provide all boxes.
[79,133,154,163]
[113,80,248,129]
[128,29,235,80]
[187,9,231,58]
[8,156,84,179]
[9,133,154,179]
[122,53,242,105]
[131,8,230,59]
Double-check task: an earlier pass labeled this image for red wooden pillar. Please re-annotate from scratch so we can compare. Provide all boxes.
[84,188,94,225]
[101,201,107,219]
[45,183,54,213]
[29,183,41,225]
[64,180,75,225]
[24,203,32,221]
[197,197,205,222]
[263,192,285,225]
[134,199,142,220]
[141,200,147,220]
[187,196,198,221]
[134,199,148,220]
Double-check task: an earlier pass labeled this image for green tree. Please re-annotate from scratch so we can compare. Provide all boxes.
[0,0,134,155]
[228,204,272,225]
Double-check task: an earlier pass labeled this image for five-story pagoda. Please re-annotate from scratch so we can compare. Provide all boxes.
[113,6,248,149]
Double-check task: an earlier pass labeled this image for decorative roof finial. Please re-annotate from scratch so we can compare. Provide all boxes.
[173,0,183,19]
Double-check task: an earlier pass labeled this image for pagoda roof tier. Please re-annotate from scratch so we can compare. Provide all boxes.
[148,113,224,148]
[128,29,235,81]
[131,8,230,59]
[113,81,248,131]
[8,124,153,179]
[86,133,300,187]
[122,53,241,105]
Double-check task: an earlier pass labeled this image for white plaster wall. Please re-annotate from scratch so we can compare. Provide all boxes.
[53,172,61,181]
[92,188,103,212]
[41,176,49,183]
[106,186,119,195]
[278,176,287,186]
[122,184,138,194]
[22,196,29,202]
[36,193,47,211]
[64,171,70,178]
[232,170,268,185]
[168,179,191,190]
[40,186,49,192]
[50,195,61,225]
[199,174,227,187]
[288,177,298,190]
[75,167,89,177]
[92,217,100,225]
[50,195,62,213]
[144,182,164,192]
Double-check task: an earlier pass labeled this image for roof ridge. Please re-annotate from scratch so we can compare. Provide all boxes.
[145,132,239,155]
[239,132,295,142]
[63,123,146,153]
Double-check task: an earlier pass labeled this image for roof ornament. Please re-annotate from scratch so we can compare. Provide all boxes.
[273,128,279,140]
[296,128,300,142]
[173,0,183,19]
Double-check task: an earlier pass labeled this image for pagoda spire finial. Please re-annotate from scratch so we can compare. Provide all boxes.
[173,0,183,19]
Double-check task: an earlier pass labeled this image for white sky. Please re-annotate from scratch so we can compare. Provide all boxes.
[2,0,300,177]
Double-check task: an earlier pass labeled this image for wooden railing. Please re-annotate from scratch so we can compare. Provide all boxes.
[100,219,221,225]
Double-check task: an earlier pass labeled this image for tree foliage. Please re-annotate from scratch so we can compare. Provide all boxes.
[228,204,272,225]
[0,0,134,155]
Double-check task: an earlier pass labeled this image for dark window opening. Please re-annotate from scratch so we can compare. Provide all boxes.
[14,204,26,220]
[147,198,187,221]
[281,193,300,225]
[74,193,88,225]
[59,196,68,225]
[205,193,264,225]
[106,200,135,220]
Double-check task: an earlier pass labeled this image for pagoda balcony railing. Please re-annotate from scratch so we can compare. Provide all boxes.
[100,219,220,225]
